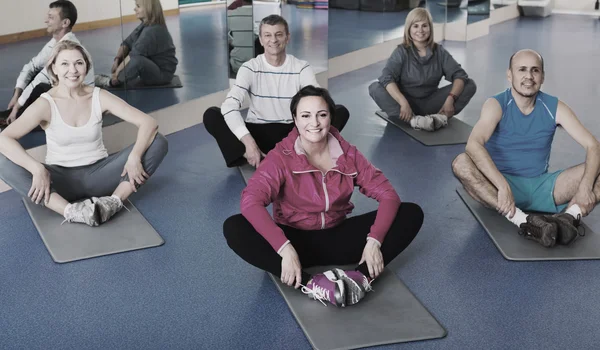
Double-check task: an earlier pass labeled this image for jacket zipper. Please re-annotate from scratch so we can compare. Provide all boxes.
[321,172,330,229]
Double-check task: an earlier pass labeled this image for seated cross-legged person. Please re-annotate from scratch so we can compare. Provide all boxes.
[452,49,600,247]
[96,0,178,88]
[223,86,424,307]
[203,14,350,168]
[368,8,476,131]
[0,41,168,226]
[0,0,95,127]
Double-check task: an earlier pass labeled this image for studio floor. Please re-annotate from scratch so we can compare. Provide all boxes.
[1,12,600,350]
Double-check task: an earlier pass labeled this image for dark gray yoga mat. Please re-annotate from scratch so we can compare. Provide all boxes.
[23,198,164,263]
[238,163,256,183]
[456,186,598,261]
[270,265,447,350]
[239,160,446,348]
[106,75,183,91]
[375,110,472,146]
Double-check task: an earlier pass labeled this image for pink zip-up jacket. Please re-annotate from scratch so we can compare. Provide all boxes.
[240,126,402,253]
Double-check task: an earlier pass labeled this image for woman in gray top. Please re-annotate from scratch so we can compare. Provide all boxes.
[97,0,178,88]
[369,8,476,131]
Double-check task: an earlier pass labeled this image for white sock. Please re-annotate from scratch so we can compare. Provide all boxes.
[506,207,528,227]
[63,203,73,218]
[566,204,582,218]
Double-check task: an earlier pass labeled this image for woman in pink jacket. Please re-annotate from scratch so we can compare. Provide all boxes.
[224,86,424,307]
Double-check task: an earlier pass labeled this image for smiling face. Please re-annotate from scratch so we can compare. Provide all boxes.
[409,20,430,45]
[45,8,66,34]
[508,50,544,98]
[259,23,289,56]
[134,0,147,21]
[52,49,87,88]
[294,96,331,145]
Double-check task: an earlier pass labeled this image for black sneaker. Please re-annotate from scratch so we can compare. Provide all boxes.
[540,213,583,245]
[518,214,558,248]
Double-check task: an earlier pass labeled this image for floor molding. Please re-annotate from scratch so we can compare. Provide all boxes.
[0,9,181,45]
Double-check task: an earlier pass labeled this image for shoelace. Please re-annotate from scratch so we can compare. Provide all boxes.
[300,284,328,306]
[60,206,86,226]
[575,214,585,237]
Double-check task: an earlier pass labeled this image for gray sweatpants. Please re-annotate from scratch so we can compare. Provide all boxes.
[118,55,174,86]
[0,133,168,204]
[368,78,477,118]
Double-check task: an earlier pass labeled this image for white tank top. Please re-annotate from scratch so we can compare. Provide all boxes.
[42,87,109,167]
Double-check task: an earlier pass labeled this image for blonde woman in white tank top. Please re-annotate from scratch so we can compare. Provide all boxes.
[0,41,168,226]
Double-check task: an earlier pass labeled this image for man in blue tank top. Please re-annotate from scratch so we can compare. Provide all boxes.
[452,49,600,248]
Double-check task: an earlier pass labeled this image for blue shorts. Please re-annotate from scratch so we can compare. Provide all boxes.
[502,170,567,214]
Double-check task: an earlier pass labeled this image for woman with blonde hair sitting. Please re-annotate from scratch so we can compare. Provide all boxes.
[96,0,178,88]
[0,40,168,226]
[369,7,476,131]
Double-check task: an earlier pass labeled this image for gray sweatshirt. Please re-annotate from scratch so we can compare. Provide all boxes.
[123,23,178,74]
[377,44,469,99]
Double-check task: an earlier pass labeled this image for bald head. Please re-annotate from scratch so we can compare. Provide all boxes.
[509,49,544,73]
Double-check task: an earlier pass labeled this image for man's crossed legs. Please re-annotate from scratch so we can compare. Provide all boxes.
[452,153,600,247]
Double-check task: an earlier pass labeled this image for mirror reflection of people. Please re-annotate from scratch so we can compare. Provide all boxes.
[227,0,254,75]
[224,86,424,307]
[369,8,477,131]
[204,15,350,168]
[0,0,94,128]
[453,49,600,248]
[95,0,178,88]
[0,41,168,227]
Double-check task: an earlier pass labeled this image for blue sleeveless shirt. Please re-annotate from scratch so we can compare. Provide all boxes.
[484,88,558,178]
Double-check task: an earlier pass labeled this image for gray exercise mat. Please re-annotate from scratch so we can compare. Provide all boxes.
[375,110,472,146]
[238,163,256,183]
[23,198,164,263]
[106,75,183,91]
[269,265,447,350]
[456,186,598,261]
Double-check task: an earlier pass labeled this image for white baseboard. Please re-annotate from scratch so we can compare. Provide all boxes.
[491,3,521,25]
[467,18,491,41]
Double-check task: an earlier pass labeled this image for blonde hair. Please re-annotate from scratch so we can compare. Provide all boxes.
[138,0,166,25]
[46,40,93,86]
[403,8,435,49]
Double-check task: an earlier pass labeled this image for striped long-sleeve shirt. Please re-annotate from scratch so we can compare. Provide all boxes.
[221,54,319,140]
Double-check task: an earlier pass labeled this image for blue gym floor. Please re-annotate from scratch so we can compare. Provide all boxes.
[2,14,600,349]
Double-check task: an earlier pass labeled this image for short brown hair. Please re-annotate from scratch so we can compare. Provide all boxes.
[46,40,93,86]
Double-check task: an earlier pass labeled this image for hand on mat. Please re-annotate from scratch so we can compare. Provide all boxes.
[569,188,596,217]
[497,185,515,218]
[438,97,455,117]
[399,101,413,123]
[360,239,383,279]
[29,165,51,205]
[243,141,265,168]
[122,157,149,191]
[280,244,302,289]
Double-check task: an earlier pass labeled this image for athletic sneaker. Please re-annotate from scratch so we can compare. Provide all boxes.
[333,269,372,305]
[301,270,346,307]
[410,115,435,131]
[430,113,448,130]
[540,212,583,245]
[92,196,124,223]
[62,199,101,227]
[94,74,111,88]
[518,214,558,247]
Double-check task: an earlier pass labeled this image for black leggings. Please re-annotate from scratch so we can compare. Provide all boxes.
[203,105,350,167]
[223,202,424,285]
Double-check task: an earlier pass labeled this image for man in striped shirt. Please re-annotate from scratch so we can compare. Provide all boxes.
[204,14,350,168]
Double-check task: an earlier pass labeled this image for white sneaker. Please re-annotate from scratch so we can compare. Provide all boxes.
[62,199,101,226]
[430,114,448,130]
[410,115,435,132]
[94,74,111,88]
